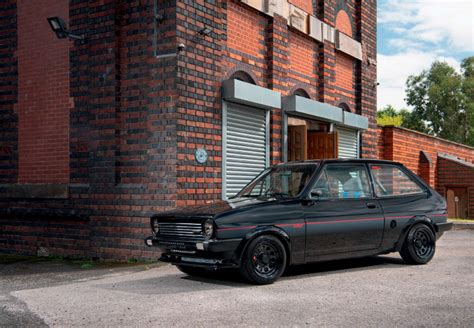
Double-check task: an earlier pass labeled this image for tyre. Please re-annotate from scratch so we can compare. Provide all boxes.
[399,223,436,264]
[239,235,287,285]
[176,265,209,277]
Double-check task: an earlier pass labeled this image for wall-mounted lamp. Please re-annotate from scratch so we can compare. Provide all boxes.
[47,17,85,43]
[198,27,212,36]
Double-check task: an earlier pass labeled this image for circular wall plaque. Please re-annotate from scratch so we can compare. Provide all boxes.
[194,147,208,164]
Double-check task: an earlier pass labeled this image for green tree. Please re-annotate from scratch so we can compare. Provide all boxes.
[461,57,474,145]
[405,58,474,145]
[376,105,422,131]
[377,105,404,126]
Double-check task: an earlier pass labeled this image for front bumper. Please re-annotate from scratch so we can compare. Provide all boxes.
[144,235,242,269]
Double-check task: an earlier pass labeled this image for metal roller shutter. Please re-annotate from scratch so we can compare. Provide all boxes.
[224,103,268,198]
[336,127,359,159]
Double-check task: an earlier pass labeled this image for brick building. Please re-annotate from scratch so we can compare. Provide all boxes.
[0,0,471,260]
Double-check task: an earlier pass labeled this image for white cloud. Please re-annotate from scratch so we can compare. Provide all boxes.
[379,0,474,52]
[377,52,461,110]
[377,0,471,110]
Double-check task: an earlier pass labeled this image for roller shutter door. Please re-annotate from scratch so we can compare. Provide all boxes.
[336,127,359,159]
[224,103,268,198]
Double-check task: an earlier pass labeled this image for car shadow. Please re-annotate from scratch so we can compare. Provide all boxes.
[283,255,406,280]
[145,255,407,290]
[93,256,406,295]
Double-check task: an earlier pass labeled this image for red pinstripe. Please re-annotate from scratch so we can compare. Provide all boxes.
[218,214,447,231]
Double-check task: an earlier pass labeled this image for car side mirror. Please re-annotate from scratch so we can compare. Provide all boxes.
[310,189,323,199]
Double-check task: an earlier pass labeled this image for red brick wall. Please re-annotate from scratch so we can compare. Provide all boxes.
[382,127,474,184]
[0,0,379,260]
[335,54,354,98]
[334,9,355,110]
[289,31,317,87]
[438,158,474,219]
[225,1,268,86]
[289,0,313,14]
[17,0,71,183]
[376,126,474,219]
[0,0,17,183]
[359,0,378,158]
[335,9,352,36]
[227,2,265,61]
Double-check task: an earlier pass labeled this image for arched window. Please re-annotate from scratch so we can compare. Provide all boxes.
[229,71,256,85]
[293,88,311,99]
[339,103,352,113]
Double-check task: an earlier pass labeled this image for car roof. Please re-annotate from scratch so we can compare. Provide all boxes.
[278,159,404,166]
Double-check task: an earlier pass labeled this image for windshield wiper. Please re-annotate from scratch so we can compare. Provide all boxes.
[264,192,290,199]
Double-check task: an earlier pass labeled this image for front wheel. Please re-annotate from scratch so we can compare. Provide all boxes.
[239,235,287,285]
[399,223,436,264]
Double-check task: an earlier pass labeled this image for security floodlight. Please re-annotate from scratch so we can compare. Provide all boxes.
[47,17,85,42]
[199,27,212,36]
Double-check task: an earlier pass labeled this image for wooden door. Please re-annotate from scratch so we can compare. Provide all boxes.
[307,131,338,159]
[288,125,307,161]
[447,188,468,219]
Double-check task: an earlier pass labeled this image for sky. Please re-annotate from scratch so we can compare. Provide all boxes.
[377,0,474,110]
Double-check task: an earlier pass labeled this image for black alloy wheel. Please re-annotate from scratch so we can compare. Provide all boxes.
[400,223,436,264]
[240,235,287,284]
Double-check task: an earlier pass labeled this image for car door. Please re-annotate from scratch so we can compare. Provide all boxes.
[367,163,438,249]
[304,163,385,260]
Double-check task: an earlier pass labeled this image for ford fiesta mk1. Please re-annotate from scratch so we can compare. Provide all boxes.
[145,159,452,284]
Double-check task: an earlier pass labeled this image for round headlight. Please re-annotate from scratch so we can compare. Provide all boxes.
[203,219,214,238]
[151,218,159,234]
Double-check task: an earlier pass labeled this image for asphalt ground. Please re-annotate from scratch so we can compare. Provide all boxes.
[1,229,473,327]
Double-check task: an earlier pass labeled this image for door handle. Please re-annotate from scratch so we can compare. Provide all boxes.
[366,202,377,209]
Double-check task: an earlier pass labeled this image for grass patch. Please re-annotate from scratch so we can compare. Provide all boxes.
[80,262,94,269]
[0,254,42,264]
[1,253,159,268]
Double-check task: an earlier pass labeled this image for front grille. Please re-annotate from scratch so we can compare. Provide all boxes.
[158,222,205,242]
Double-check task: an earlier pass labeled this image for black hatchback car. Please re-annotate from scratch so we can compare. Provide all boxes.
[145,159,452,284]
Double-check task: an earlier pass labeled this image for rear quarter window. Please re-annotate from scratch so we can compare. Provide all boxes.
[370,164,425,197]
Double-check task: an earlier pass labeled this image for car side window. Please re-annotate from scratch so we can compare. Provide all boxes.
[370,164,424,197]
[311,165,372,200]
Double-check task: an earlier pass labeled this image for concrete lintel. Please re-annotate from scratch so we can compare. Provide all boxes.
[288,4,308,33]
[342,111,369,130]
[309,16,323,42]
[283,95,343,123]
[335,31,363,61]
[223,79,281,109]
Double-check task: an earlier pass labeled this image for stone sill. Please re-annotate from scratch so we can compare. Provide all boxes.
[0,184,69,199]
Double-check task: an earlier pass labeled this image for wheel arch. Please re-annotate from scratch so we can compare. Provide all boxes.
[234,226,292,265]
[394,216,437,252]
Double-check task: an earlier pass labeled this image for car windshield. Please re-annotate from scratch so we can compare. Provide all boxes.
[236,164,318,199]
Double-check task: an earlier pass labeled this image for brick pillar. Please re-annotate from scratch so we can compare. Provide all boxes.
[359,0,377,158]
[318,0,337,105]
[266,14,289,164]
[0,0,18,183]
[17,0,71,183]
[174,0,225,206]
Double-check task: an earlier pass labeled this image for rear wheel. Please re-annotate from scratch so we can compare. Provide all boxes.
[399,223,436,264]
[239,235,287,285]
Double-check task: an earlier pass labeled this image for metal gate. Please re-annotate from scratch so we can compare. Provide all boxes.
[336,127,359,158]
[223,103,269,198]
